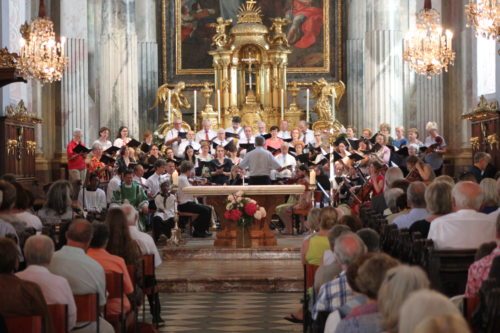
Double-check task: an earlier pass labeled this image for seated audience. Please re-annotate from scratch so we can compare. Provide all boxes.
[399,289,469,333]
[302,207,338,266]
[410,180,452,238]
[48,219,114,333]
[387,192,409,224]
[383,188,404,217]
[465,214,500,297]
[470,152,495,183]
[339,215,363,232]
[428,181,496,249]
[434,174,455,185]
[2,181,42,231]
[0,180,22,234]
[123,204,163,324]
[37,180,74,224]
[413,314,471,333]
[393,181,428,229]
[87,223,134,316]
[16,235,76,330]
[334,253,399,333]
[312,232,367,320]
[378,265,430,333]
[356,228,380,252]
[304,207,321,235]
[480,178,499,214]
[0,237,54,333]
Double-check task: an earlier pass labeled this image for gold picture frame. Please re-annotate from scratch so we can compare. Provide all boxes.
[161,0,344,85]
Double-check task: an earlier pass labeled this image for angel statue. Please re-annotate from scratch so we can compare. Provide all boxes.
[150,81,191,122]
[269,17,290,48]
[311,78,345,122]
[211,17,232,49]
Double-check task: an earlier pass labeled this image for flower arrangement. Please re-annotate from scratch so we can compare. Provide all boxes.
[224,191,267,228]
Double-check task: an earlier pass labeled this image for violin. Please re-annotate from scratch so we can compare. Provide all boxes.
[405,167,422,182]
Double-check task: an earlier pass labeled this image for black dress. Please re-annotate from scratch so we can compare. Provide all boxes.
[210,158,233,185]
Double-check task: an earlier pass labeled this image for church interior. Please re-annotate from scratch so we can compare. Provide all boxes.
[0,0,499,332]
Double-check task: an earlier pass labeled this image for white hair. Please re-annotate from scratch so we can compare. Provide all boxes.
[73,128,83,135]
[425,121,438,131]
[24,235,54,266]
[121,203,139,226]
[385,167,404,189]
[452,181,484,210]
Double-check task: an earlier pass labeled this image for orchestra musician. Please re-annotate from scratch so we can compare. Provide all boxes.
[405,156,435,184]
[369,160,386,198]
[177,161,213,238]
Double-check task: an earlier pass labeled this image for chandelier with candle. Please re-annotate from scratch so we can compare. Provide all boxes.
[403,0,455,78]
[465,0,500,41]
[16,0,67,84]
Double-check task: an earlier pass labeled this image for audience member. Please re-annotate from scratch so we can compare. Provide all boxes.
[434,174,455,185]
[356,228,380,252]
[480,178,499,214]
[378,265,430,333]
[37,180,74,224]
[428,181,495,249]
[387,192,409,224]
[312,232,367,320]
[6,182,42,231]
[302,207,338,265]
[339,215,363,232]
[413,314,471,333]
[304,207,321,235]
[393,181,428,229]
[383,188,404,217]
[334,253,399,333]
[470,152,494,183]
[0,237,54,333]
[465,214,500,297]
[399,289,467,333]
[410,180,452,238]
[48,219,114,333]
[16,235,76,330]
[87,223,134,316]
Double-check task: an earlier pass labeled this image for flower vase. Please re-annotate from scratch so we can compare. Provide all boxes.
[236,226,251,248]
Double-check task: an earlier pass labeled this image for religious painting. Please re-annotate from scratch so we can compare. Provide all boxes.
[161,0,344,84]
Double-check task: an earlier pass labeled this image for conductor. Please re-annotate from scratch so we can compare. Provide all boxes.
[239,136,281,185]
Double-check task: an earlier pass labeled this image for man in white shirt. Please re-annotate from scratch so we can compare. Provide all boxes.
[298,120,315,145]
[225,116,244,138]
[212,129,230,153]
[394,181,429,229]
[146,159,168,197]
[164,118,186,155]
[17,235,77,331]
[272,142,297,180]
[239,136,282,185]
[277,119,291,139]
[176,130,201,158]
[49,219,114,333]
[428,181,496,249]
[78,173,107,215]
[195,119,217,143]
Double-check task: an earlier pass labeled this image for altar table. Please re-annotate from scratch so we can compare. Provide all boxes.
[182,185,306,247]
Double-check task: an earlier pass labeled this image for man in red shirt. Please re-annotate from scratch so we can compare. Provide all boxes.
[67,128,87,184]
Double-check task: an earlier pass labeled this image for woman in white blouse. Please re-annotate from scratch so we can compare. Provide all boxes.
[93,126,112,151]
[113,126,131,148]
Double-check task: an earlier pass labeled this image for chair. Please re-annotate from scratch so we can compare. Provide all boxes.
[126,264,139,333]
[426,246,477,297]
[177,211,198,236]
[4,315,42,333]
[303,264,319,333]
[292,206,310,235]
[47,304,68,333]
[74,293,99,333]
[141,254,157,327]
[104,271,125,333]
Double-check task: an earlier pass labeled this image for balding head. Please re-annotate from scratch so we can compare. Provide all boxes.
[452,181,484,211]
[24,235,54,266]
[334,232,367,267]
[66,219,93,248]
[407,181,426,208]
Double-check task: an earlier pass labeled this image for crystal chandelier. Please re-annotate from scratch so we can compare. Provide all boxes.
[403,0,455,78]
[16,0,67,84]
[465,0,500,41]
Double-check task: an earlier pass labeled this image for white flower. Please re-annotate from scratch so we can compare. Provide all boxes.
[226,203,233,210]
[154,131,159,136]
[254,211,262,220]
[158,134,164,139]
[259,207,267,218]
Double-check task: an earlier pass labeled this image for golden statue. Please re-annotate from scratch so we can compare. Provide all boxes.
[210,17,233,49]
[269,18,290,48]
[311,78,345,122]
[151,81,191,122]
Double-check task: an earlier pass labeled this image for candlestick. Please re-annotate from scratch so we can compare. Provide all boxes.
[194,90,197,129]
[217,90,221,125]
[306,88,310,123]
[172,170,179,186]
[309,169,316,185]
[331,94,336,121]
[167,90,172,123]
[281,89,284,121]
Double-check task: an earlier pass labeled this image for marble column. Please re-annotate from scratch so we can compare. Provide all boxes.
[60,0,89,149]
[136,0,158,134]
[346,0,366,130]
[364,0,404,132]
[99,0,139,138]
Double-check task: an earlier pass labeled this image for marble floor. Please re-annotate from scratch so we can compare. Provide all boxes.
[146,292,303,333]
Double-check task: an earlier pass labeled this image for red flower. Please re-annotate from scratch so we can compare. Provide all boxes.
[223,210,232,220]
[229,209,243,221]
[244,202,257,216]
